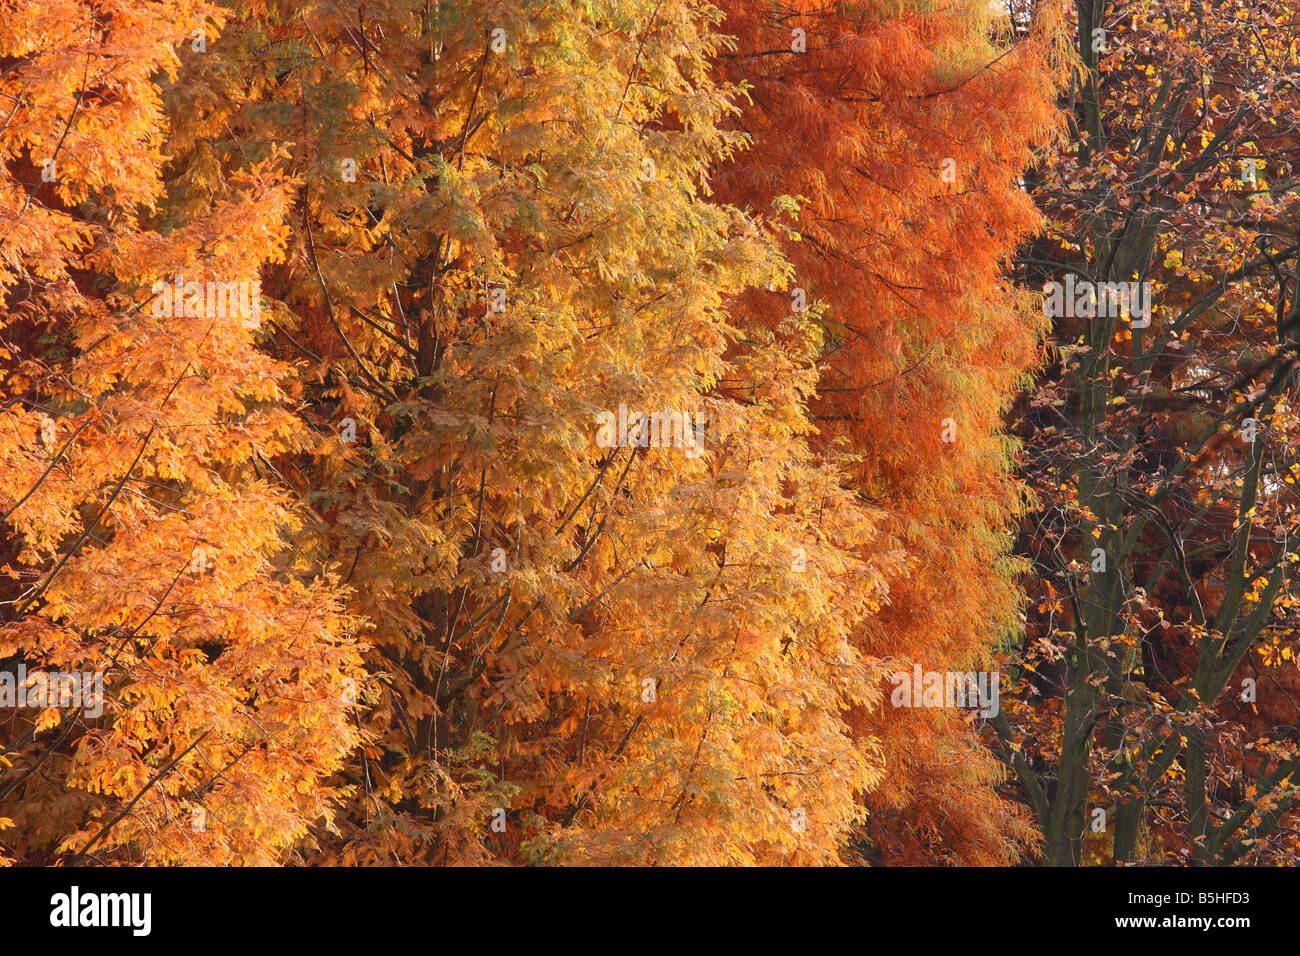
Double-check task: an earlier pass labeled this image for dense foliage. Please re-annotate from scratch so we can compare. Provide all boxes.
[3,0,1296,867]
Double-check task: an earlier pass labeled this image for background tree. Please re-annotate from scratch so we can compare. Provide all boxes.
[1001,0,1300,865]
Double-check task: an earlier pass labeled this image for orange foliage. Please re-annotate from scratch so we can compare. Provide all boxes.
[0,0,1067,867]
[711,0,1066,862]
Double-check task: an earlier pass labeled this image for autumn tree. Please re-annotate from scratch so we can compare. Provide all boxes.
[0,0,364,864]
[142,0,908,865]
[710,0,1066,863]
